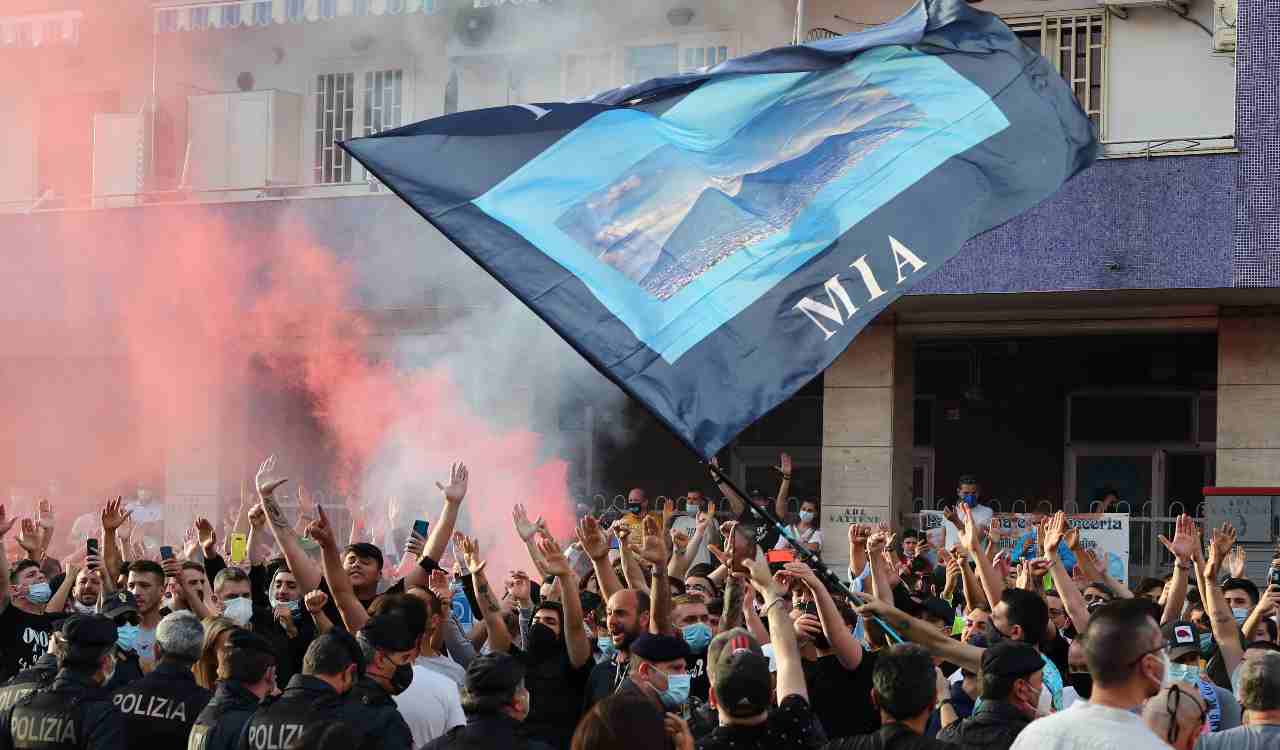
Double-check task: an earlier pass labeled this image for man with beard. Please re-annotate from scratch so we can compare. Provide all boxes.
[583,589,652,711]
[1009,600,1172,750]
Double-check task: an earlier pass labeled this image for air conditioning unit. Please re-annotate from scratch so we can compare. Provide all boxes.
[1213,0,1236,52]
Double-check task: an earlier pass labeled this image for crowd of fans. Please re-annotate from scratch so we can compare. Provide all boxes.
[2,455,1279,750]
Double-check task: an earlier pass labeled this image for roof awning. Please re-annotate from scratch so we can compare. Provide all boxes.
[0,10,82,48]
[153,0,440,34]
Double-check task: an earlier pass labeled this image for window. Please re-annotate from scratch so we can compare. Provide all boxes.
[625,44,678,85]
[314,72,354,184]
[681,45,727,72]
[363,69,403,135]
[1042,11,1107,137]
[563,50,615,101]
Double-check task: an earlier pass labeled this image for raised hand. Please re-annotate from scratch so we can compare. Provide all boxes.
[782,561,820,590]
[183,526,201,559]
[1027,558,1052,578]
[867,527,891,555]
[436,462,469,505]
[404,531,425,560]
[1043,512,1067,559]
[1209,523,1237,568]
[506,570,531,604]
[1064,526,1081,551]
[0,505,14,539]
[456,533,485,575]
[776,452,792,478]
[195,516,217,555]
[304,589,329,614]
[1158,514,1198,562]
[670,527,690,550]
[36,499,53,530]
[640,514,668,566]
[255,454,288,498]
[957,504,981,553]
[304,505,337,550]
[428,569,453,603]
[1228,545,1248,579]
[512,504,541,543]
[247,503,267,529]
[740,555,784,600]
[100,496,131,532]
[848,523,871,549]
[16,519,40,555]
[661,497,675,529]
[576,515,610,560]
[538,535,572,577]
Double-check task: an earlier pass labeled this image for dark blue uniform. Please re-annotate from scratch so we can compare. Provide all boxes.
[187,681,261,750]
[0,656,58,716]
[239,675,350,750]
[0,669,125,750]
[423,712,555,750]
[337,676,412,750]
[111,660,212,745]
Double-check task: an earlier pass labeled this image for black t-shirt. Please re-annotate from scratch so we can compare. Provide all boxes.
[0,606,54,683]
[584,656,630,713]
[802,651,879,739]
[697,694,824,750]
[688,651,710,704]
[515,645,594,749]
[1041,631,1070,682]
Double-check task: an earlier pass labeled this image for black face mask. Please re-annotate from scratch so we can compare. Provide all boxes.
[527,622,560,657]
[389,662,414,695]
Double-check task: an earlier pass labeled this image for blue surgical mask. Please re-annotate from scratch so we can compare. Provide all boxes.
[597,636,616,661]
[1199,632,1215,655]
[24,582,52,605]
[116,624,140,653]
[961,494,978,508]
[1167,662,1200,686]
[270,596,301,614]
[682,623,713,653]
[1232,608,1251,625]
[659,672,691,708]
[798,511,815,524]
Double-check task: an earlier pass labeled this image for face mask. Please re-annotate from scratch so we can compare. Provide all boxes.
[597,635,617,660]
[72,602,96,615]
[223,597,253,626]
[658,672,691,709]
[1232,608,1251,625]
[961,493,977,508]
[1167,662,1200,686]
[627,502,643,514]
[798,511,815,524]
[270,596,301,613]
[1156,649,1174,692]
[1198,632,1215,657]
[389,662,414,695]
[681,623,713,653]
[24,582,52,605]
[116,624,140,653]
[162,595,176,612]
[526,623,559,657]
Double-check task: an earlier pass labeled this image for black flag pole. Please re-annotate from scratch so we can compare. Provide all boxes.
[705,460,870,606]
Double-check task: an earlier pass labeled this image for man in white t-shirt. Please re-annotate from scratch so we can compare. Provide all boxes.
[671,490,713,568]
[395,663,466,747]
[1010,600,1172,750]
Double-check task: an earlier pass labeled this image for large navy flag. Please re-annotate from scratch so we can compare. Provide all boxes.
[343,0,1097,459]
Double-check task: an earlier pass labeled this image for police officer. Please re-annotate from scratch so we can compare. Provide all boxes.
[239,632,361,750]
[0,631,64,715]
[188,630,276,750]
[423,653,551,750]
[340,610,415,750]
[0,614,126,750]
[98,592,144,692]
[111,610,212,744]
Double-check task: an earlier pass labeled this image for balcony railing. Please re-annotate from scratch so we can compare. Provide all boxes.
[1100,134,1236,159]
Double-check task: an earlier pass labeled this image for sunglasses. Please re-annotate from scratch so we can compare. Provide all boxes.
[1163,685,1206,745]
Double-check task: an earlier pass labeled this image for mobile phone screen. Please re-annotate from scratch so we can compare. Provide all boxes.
[86,538,99,556]
[766,549,795,564]
[413,520,430,537]
[160,545,174,561]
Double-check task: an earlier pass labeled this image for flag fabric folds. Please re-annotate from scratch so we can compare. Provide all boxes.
[342,0,1098,459]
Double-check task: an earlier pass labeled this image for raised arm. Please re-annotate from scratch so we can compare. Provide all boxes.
[742,556,806,703]
[1044,512,1090,633]
[639,515,673,635]
[669,500,715,580]
[458,533,510,654]
[866,527,895,605]
[1156,514,1196,625]
[616,525,649,593]
[707,459,745,516]
[773,453,792,519]
[304,590,335,634]
[1202,522,1243,675]
[958,504,1004,609]
[402,463,469,592]
[308,505,368,632]
[0,505,13,613]
[788,561,862,671]
[537,535,590,668]
[848,525,869,587]
[255,455,323,595]
[100,497,130,593]
[512,504,551,578]
[576,515,623,601]
[855,596,983,673]
[48,558,80,614]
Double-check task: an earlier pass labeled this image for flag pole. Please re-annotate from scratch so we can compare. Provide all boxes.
[705,460,868,606]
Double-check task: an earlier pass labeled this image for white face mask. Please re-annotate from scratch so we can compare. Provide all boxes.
[799,511,815,524]
[223,597,253,626]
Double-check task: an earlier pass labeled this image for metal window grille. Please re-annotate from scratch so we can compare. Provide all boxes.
[363,69,403,136]
[314,72,354,184]
[1042,11,1108,138]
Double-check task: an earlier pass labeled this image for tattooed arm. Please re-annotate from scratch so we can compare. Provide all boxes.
[720,572,746,632]
[458,533,511,654]
[254,455,323,595]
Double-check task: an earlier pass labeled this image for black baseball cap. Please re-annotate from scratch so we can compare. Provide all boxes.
[62,614,117,649]
[466,653,526,696]
[1162,620,1200,661]
[980,641,1044,680]
[99,591,139,620]
[710,631,770,718]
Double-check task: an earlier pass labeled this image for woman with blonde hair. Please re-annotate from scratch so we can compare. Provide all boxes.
[194,616,240,690]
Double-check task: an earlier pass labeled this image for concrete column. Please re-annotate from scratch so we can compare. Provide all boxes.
[820,321,914,574]
[1217,313,1280,485]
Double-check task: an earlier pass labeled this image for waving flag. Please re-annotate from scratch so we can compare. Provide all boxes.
[343,0,1097,459]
